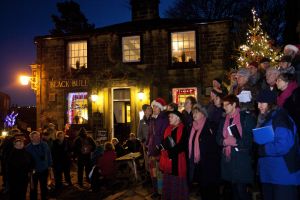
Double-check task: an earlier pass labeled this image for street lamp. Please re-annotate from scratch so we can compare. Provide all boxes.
[20,75,31,85]
[19,75,37,91]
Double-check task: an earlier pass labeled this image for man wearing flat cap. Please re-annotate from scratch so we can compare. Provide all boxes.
[278,55,295,74]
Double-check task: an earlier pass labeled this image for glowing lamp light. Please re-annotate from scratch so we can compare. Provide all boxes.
[20,75,31,85]
[1,131,8,137]
[91,94,98,102]
[137,90,145,101]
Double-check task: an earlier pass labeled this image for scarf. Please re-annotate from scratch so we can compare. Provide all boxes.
[160,122,186,177]
[222,108,242,160]
[277,81,298,107]
[188,117,206,163]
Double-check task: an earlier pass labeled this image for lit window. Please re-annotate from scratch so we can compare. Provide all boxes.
[67,92,88,124]
[67,41,87,69]
[122,36,141,62]
[172,87,198,111]
[171,31,196,64]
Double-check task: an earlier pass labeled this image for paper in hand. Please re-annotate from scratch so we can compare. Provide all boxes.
[237,90,252,103]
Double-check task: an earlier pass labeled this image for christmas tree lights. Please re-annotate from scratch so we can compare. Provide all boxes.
[237,8,281,68]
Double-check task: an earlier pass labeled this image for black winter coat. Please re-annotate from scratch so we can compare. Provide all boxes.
[189,120,221,185]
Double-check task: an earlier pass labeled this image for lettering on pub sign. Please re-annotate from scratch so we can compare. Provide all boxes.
[49,79,88,88]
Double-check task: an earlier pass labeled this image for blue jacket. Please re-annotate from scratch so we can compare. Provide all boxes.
[257,108,300,185]
[26,141,52,172]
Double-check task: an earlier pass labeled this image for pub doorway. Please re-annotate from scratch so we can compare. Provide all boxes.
[112,88,131,143]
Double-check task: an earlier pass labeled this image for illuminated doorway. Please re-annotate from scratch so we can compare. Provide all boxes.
[67,92,88,124]
[112,88,131,143]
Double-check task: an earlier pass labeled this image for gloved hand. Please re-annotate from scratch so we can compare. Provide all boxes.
[223,136,237,146]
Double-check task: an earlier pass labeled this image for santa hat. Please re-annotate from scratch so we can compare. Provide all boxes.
[151,98,166,111]
[284,44,299,53]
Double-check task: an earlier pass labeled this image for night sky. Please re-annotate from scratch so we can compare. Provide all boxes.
[0,0,175,106]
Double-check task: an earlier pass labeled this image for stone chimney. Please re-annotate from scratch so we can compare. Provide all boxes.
[131,0,160,21]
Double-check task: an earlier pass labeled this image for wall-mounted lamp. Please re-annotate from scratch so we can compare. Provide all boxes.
[20,75,31,85]
[19,75,37,91]
[137,89,145,101]
[91,94,98,102]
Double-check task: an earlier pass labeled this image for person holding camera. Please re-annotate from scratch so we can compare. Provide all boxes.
[26,131,52,200]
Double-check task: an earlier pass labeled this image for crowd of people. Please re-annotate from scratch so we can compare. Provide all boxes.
[0,123,143,200]
[0,44,300,200]
[137,44,300,200]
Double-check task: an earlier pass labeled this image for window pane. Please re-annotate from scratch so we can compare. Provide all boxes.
[171,31,196,63]
[122,36,141,62]
[67,41,88,69]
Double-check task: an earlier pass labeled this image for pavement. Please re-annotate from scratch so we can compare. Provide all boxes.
[0,166,204,200]
[0,164,262,200]
[0,162,159,200]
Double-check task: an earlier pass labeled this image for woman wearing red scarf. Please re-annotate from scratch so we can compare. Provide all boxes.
[159,110,188,200]
[276,73,300,138]
[188,104,221,200]
[216,94,256,200]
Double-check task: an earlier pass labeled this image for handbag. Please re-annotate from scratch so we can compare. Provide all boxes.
[159,150,172,174]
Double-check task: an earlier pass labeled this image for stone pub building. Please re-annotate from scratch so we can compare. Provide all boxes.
[33,0,231,141]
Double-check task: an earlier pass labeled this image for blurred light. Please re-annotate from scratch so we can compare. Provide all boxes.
[91,94,98,102]
[1,131,8,137]
[20,75,31,85]
[137,90,145,101]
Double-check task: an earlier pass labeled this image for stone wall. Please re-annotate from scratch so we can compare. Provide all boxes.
[34,20,231,129]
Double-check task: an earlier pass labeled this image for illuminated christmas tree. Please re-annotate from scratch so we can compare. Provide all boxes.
[237,8,281,68]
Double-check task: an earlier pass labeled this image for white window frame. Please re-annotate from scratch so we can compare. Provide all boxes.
[171,31,196,64]
[67,41,88,69]
[122,36,141,63]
